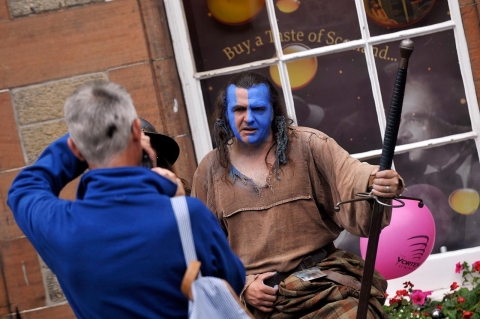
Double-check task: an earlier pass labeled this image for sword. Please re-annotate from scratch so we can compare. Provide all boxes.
[334,39,422,319]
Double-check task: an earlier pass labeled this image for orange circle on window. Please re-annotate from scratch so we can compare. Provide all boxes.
[207,0,265,25]
[449,188,480,215]
[276,0,300,13]
[269,44,318,90]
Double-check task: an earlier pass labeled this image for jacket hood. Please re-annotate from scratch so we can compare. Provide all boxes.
[76,166,178,200]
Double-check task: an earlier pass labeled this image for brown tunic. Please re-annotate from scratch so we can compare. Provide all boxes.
[192,126,391,282]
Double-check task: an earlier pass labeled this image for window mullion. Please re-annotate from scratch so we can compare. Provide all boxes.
[367,20,455,46]
[192,23,455,81]
[163,0,213,162]
[194,58,279,80]
[355,0,387,145]
[352,131,478,161]
[264,0,297,125]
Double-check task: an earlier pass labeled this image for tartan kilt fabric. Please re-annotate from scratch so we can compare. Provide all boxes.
[252,249,388,319]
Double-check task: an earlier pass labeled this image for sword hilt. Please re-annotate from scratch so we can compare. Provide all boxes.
[380,39,414,171]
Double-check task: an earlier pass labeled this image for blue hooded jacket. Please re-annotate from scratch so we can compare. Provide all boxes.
[7,134,245,318]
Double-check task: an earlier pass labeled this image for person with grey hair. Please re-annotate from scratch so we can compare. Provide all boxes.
[8,80,245,318]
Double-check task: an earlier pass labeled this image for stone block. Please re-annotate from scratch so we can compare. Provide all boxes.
[64,0,100,7]
[7,0,104,18]
[0,0,149,89]
[0,303,75,319]
[474,78,480,107]
[0,92,25,170]
[0,263,8,316]
[8,0,63,17]
[152,59,191,138]
[0,170,24,242]
[12,73,106,125]
[108,63,165,132]
[20,120,68,164]
[1,237,45,311]
[137,0,174,61]
[0,165,80,244]
[461,4,480,82]
[0,0,9,20]
[151,59,196,181]
[38,258,65,305]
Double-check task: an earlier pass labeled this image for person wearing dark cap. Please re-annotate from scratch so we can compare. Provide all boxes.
[140,117,191,195]
[140,118,180,169]
[7,81,245,318]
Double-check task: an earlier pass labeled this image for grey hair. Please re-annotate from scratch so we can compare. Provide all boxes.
[64,81,138,167]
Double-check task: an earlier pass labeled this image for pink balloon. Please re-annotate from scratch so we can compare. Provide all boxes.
[360,199,436,280]
[402,184,449,253]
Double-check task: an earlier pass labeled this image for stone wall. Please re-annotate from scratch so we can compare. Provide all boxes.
[0,0,196,317]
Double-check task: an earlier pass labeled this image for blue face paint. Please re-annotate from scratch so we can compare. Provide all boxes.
[226,84,273,145]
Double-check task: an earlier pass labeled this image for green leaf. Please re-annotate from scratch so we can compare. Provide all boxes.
[442,309,457,319]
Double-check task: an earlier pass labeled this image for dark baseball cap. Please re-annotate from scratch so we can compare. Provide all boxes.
[140,118,180,166]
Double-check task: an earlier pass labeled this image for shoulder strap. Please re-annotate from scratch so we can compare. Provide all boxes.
[171,196,202,277]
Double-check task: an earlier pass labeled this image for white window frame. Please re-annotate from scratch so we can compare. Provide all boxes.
[164,0,480,292]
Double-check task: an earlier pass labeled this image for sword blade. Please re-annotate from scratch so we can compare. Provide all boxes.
[356,39,414,319]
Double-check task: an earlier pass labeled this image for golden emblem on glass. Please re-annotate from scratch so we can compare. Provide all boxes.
[207,0,265,25]
[269,44,318,90]
[364,0,436,28]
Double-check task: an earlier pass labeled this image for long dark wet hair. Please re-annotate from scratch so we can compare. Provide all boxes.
[213,71,293,180]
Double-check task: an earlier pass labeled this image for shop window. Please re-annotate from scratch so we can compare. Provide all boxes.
[164,0,480,255]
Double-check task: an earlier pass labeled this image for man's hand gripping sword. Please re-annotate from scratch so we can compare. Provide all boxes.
[334,39,423,319]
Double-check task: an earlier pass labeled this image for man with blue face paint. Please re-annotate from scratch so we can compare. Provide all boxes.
[192,71,404,319]
[226,83,274,146]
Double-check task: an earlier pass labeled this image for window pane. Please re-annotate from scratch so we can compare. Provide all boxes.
[199,73,236,141]
[292,51,382,155]
[183,0,275,72]
[376,30,471,146]
[394,141,480,253]
[366,0,450,37]
[183,0,361,72]
[337,141,480,256]
[200,49,383,156]
[276,0,361,50]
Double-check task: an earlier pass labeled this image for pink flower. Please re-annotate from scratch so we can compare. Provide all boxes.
[451,282,459,290]
[456,262,463,274]
[410,290,432,305]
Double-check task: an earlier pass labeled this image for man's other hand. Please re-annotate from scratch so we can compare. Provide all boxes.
[244,272,278,312]
[141,133,157,167]
[151,167,186,197]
